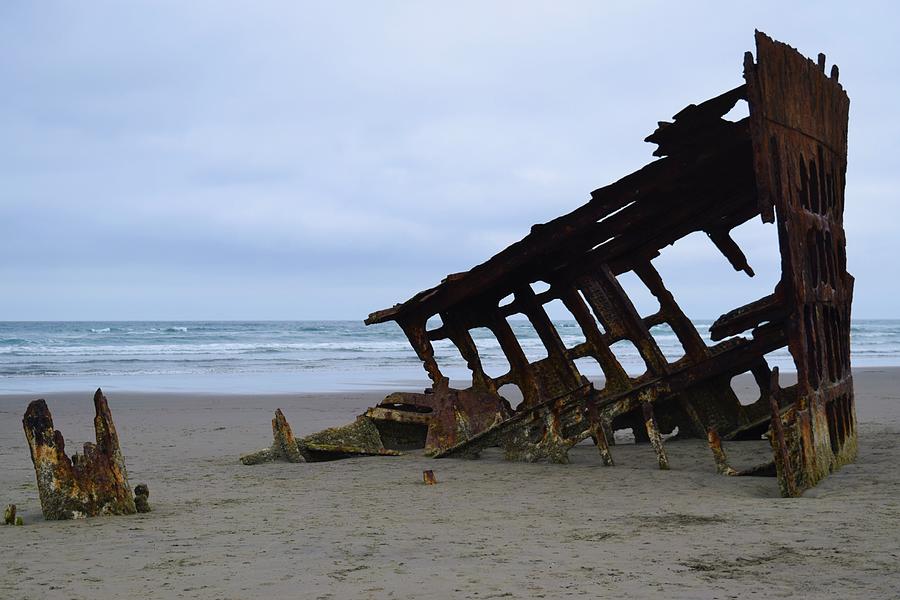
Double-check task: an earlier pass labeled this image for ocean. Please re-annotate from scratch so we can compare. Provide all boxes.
[1,320,898,394]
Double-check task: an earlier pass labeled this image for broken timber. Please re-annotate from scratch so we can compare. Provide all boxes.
[252,32,855,497]
[240,387,512,464]
[240,407,405,464]
[22,389,137,519]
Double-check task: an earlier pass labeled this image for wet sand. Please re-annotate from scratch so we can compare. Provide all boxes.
[1,368,899,599]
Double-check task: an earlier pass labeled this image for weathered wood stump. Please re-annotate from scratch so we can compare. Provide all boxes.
[240,408,307,465]
[23,389,136,520]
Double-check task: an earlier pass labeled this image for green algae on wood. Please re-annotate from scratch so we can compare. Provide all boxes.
[241,410,401,465]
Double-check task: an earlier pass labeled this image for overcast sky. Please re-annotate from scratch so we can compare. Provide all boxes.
[1,2,897,321]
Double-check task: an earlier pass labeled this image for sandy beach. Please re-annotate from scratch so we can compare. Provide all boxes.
[1,368,898,599]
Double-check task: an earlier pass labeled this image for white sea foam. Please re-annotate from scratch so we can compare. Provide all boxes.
[0,320,898,391]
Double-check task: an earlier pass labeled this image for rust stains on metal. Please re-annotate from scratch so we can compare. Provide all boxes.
[707,429,739,476]
[642,400,669,471]
[22,389,137,519]
[744,33,856,497]
[250,32,855,497]
[369,387,513,456]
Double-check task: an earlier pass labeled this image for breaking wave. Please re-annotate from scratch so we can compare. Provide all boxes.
[0,319,896,392]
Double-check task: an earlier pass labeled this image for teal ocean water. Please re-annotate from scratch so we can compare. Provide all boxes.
[1,320,897,393]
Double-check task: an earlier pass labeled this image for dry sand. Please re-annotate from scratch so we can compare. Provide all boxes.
[1,368,899,599]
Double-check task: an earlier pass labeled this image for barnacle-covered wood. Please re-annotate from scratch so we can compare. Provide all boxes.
[300,416,401,459]
[134,483,151,513]
[360,31,854,497]
[22,389,136,520]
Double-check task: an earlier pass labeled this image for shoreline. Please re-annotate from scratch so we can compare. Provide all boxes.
[5,318,900,397]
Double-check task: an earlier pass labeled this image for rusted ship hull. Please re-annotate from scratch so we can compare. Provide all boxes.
[247,32,855,498]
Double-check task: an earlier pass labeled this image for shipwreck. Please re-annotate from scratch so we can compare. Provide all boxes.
[244,32,855,497]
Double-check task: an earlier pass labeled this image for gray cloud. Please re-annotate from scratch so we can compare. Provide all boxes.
[1,1,897,320]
